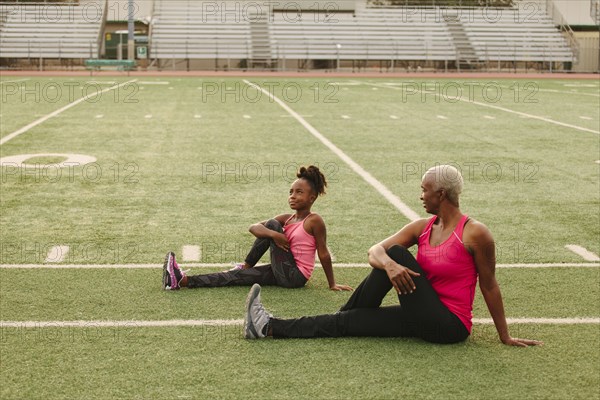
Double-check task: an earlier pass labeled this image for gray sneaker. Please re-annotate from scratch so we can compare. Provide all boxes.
[244,284,272,339]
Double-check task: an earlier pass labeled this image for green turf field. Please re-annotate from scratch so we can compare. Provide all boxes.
[1,76,599,399]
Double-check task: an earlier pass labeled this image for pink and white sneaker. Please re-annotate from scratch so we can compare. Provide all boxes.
[162,252,186,290]
[229,263,245,271]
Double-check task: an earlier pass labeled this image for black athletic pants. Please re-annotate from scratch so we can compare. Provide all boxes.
[186,219,307,289]
[270,245,469,344]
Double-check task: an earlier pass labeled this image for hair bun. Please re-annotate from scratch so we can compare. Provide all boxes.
[297,165,327,196]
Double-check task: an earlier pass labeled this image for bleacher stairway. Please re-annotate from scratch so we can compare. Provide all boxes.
[444,15,480,69]
[248,10,272,68]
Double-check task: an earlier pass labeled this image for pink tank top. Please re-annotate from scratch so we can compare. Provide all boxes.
[284,214,317,280]
[416,215,478,332]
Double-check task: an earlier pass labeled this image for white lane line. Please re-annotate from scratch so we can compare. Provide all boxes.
[390,115,398,119]
[329,82,361,86]
[0,319,244,328]
[243,114,251,119]
[565,245,600,261]
[496,84,600,98]
[437,115,448,120]
[1,263,597,269]
[182,245,201,262]
[361,81,600,135]
[85,81,116,85]
[138,81,170,85]
[243,79,421,222]
[194,114,202,119]
[579,116,593,121]
[95,114,104,119]
[484,115,496,120]
[144,114,153,119]
[0,79,30,85]
[2,317,598,329]
[341,115,351,119]
[474,318,600,325]
[0,79,138,146]
[44,246,70,263]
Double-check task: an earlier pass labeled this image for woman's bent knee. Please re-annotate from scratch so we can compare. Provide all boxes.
[386,245,411,261]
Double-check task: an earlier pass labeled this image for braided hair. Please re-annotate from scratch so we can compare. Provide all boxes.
[297,165,327,197]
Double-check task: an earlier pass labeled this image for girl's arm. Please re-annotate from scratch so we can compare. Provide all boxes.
[249,215,291,251]
[310,215,352,291]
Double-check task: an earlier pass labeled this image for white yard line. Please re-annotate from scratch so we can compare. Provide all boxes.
[1,317,598,329]
[0,79,138,146]
[0,263,597,269]
[243,79,421,222]
[359,81,600,135]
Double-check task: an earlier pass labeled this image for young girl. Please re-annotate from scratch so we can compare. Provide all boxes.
[162,165,352,292]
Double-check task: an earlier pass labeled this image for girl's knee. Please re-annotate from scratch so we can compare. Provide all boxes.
[265,219,283,232]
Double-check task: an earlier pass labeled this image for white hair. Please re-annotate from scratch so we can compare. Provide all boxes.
[423,165,463,206]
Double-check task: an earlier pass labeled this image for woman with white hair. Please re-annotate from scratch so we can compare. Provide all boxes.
[244,165,542,346]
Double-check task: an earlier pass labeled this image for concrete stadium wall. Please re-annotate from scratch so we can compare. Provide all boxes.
[551,0,596,26]
[574,32,600,72]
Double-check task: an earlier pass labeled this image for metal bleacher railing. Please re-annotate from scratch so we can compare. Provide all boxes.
[367,0,514,6]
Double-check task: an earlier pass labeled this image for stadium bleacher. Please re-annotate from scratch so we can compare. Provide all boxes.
[459,7,575,63]
[0,0,105,60]
[0,0,578,71]
[150,0,252,62]
[149,0,575,70]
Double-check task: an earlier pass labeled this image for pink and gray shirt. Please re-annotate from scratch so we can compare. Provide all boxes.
[283,214,317,280]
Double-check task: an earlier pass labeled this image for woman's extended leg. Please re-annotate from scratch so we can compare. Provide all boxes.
[268,246,468,343]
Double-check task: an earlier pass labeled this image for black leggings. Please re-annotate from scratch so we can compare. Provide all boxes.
[270,245,469,344]
[185,219,307,289]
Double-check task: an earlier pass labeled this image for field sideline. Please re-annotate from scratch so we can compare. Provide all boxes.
[0,74,598,399]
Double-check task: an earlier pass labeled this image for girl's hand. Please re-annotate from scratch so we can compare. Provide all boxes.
[329,284,353,292]
[501,337,544,347]
[272,232,290,252]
